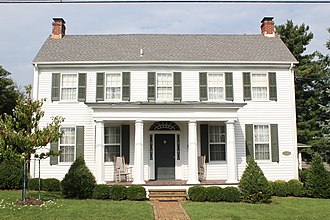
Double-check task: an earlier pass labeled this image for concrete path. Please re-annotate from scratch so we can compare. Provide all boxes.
[150,201,191,220]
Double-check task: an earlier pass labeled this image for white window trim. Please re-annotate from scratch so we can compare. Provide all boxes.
[156,72,174,101]
[60,73,78,101]
[59,127,76,164]
[251,72,269,101]
[104,125,122,164]
[207,72,226,101]
[105,72,122,101]
[253,124,272,162]
[208,124,226,162]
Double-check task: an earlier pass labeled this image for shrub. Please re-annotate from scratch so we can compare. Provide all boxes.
[222,187,241,202]
[305,154,330,198]
[299,169,309,185]
[272,180,289,197]
[92,184,110,199]
[109,185,127,201]
[127,186,146,201]
[0,157,22,190]
[188,186,207,202]
[43,178,61,192]
[28,178,43,191]
[206,186,224,202]
[61,156,96,199]
[287,179,305,197]
[238,157,272,204]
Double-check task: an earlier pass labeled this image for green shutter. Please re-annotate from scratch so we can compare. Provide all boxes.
[121,125,130,164]
[199,72,208,101]
[122,72,130,101]
[78,73,86,102]
[271,124,279,162]
[49,141,59,165]
[269,72,277,101]
[200,124,209,163]
[96,72,104,101]
[51,73,60,101]
[225,72,234,101]
[245,124,254,158]
[148,72,156,101]
[173,72,182,101]
[243,72,251,101]
[76,126,84,158]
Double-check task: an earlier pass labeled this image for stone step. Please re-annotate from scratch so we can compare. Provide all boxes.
[148,189,187,201]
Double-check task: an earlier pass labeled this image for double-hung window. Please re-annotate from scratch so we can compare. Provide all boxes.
[61,74,78,101]
[59,127,75,162]
[209,125,226,161]
[104,126,121,162]
[208,73,225,100]
[251,73,268,100]
[156,73,173,100]
[105,73,121,100]
[254,125,270,160]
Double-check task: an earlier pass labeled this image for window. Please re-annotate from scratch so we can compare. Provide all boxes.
[104,126,121,162]
[251,73,268,100]
[208,73,225,100]
[105,73,121,100]
[209,125,226,161]
[254,125,270,160]
[61,74,78,100]
[59,127,75,162]
[157,73,173,100]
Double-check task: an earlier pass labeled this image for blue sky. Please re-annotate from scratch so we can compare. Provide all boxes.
[0,2,329,86]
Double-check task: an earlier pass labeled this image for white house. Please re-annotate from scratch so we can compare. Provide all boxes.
[31,17,298,186]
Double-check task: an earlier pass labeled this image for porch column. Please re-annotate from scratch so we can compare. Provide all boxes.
[226,120,237,183]
[133,120,145,184]
[95,120,105,184]
[187,120,200,184]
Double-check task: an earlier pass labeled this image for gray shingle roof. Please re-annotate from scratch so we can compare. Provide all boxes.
[33,34,297,63]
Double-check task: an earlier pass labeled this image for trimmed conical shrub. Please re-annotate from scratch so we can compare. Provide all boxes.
[61,156,96,199]
[238,156,272,203]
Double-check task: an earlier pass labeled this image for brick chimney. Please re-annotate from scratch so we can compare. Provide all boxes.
[52,18,66,39]
[261,17,275,37]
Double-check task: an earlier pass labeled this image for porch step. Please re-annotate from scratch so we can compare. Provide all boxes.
[148,189,187,201]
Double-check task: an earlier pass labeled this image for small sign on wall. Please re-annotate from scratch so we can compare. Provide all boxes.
[282,151,291,156]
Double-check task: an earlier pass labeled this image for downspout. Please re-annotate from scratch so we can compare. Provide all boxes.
[32,63,39,100]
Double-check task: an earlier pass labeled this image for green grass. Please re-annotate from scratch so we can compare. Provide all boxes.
[183,197,330,220]
[0,190,154,220]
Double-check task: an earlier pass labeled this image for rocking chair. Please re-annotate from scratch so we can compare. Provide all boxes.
[114,156,132,182]
[198,155,206,181]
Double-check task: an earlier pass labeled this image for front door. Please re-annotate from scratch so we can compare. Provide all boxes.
[155,134,175,180]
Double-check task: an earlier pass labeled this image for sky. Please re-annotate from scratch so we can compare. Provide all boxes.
[0,1,329,87]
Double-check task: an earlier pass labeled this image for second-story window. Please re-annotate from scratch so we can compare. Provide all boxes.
[157,73,173,100]
[251,73,268,100]
[208,73,225,100]
[106,73,121,100]
[61,74,77,101]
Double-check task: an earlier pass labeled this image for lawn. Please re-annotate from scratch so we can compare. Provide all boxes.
[183,197,330,220]
[0,190,154,220]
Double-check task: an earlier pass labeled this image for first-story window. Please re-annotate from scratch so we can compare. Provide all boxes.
[61,74,77,100]
[208,73,225,100]
[209,125,226,161]
[106,73,121,100]
[251,73,268,100]
[104,126,121,162]
[157,73,173,100]
[59,127,75,162]
[254,125,270,160]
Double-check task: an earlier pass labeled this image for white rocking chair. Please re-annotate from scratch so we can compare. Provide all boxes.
[198,155,206,181]
[114,156,132,182]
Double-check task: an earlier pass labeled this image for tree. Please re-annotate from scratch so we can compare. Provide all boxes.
[0,66,21,116]
[0,85,63,201]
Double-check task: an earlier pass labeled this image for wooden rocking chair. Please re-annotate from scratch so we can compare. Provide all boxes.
[114,156,132,182]
[198,155,206,181]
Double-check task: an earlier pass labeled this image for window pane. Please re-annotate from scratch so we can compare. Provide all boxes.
[105,145,120,162]
[62,74,77,87]
[255,144,270,160]
[210,144,226,161]
[105,73,121,99]
[60,146,75,162]
[252,87,267,100]
[157,87,172,99]
[60,128,75,145]
[106,87,121,99]
[104,126,120,144]
[157,73,172,86]
[208,73,224,100]
[61,88,77,100]
[254,125,270,160]
[61,74,77,100]
[252,73,268,100]
[209,125,226,161]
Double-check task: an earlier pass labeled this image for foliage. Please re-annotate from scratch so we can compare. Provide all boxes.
[287,179,305,197]
[238,157,272,203]
[28,178,42,191]
[299,168,310,184]
[43,178,61,192]
[188,186,207,202]
[92,184,110,199]
[127,186,146,201]
[206,186,224,202]
[0,66,21,116]
[0,156,22,190]
[305,154,330,198]
[109,185,127,201]
[61,156,96,199]
[271,180,288,197]
[222,187,241,202]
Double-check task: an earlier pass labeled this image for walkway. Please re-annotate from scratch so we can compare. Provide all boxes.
[150,201,191,220]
